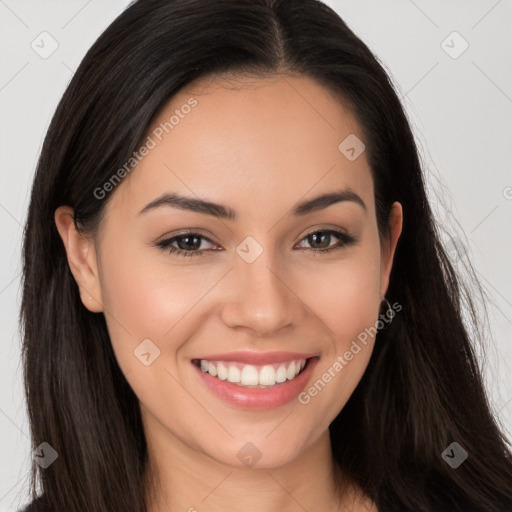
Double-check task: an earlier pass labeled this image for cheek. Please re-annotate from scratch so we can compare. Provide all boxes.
[302,251,382,344]
[97,246,222,414]
[97,239,217,364]
[295,243,381,413]
[102,217,218,312]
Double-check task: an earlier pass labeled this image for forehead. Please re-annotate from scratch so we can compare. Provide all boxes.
[103,73,374,225]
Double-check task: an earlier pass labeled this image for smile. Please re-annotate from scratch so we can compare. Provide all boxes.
[195,358,307,387]
[191,355,320,409]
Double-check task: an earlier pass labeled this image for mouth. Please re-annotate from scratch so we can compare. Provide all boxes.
[191,355,320,409]
[191,357,312,387]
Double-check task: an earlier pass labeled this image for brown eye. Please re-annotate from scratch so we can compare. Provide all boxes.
[156,233,218,257]
[296,229,357,252]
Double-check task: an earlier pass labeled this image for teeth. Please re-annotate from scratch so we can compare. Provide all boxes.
[286,361,296,380]
[208,362,217,377]
[198,358,307,387]
[259,365,276,385]
[275,364,287,383]
[240,365,259,385]
[217,362,228,380]
[227,366,241,383]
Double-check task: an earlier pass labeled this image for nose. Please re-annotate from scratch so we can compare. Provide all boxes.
[220,249,305,337]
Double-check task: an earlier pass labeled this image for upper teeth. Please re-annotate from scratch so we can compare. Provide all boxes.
[199,359,307,386]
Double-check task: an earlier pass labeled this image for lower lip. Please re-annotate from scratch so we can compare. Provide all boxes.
[192,357,319,409]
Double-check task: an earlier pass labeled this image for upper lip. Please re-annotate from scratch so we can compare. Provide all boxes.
[192,351,317,365]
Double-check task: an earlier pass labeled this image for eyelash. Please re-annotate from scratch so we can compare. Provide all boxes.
[155,229,357,258]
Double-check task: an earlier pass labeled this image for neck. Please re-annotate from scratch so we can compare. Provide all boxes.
[142,413,356,512]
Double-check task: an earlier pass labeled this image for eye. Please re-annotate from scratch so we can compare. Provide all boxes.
[295,229,357,254]
[155,228,357,258]
[155,232,219,258]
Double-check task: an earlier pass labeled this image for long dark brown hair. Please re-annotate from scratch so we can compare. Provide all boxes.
[20,0,512,510]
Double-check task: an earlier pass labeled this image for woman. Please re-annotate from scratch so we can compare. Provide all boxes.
[19,0,512,511]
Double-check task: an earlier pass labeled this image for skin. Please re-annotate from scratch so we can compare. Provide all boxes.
[55,73,402,511]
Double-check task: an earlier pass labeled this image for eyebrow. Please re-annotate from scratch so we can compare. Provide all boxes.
[137,188,366,220]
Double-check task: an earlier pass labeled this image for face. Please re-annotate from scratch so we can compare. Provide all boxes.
[56,73,402,471]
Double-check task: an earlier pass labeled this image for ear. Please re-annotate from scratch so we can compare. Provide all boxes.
[380,201,403,298]
[54,206,104,313]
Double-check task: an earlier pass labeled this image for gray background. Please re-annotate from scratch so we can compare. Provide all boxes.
[1,0,511,509]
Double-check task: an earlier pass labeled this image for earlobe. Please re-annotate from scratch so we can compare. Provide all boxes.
[380,201,403,298]
[54,206,104,313]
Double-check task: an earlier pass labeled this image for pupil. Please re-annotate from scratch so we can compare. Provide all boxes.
[178,235,201,250]
[309,232,330,249]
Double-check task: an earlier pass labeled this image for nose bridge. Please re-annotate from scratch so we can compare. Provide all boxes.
[221,240,303,336]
